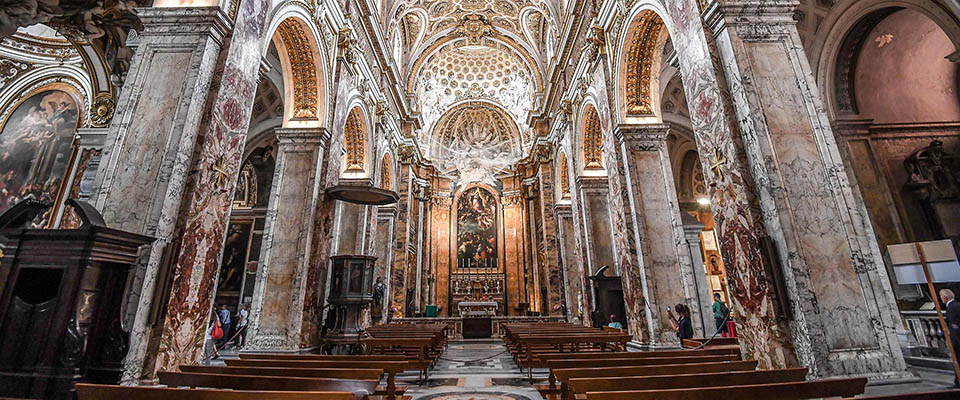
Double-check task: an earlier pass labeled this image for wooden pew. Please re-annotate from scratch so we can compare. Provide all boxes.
[157,372,378,400]
[514,333,632,380]
[535,348,741,364]
[566,369,808,400]
[546,354,740,370]
[847,389,960,399]
[176,365,406,399]
[178,365,383,380]
[583,377,868,400]
[224,359,406,400]
[74,383,356,400]
[548,360,759,399]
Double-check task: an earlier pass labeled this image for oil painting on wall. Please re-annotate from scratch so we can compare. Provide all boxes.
[456,186,498,269]
[0,89,79,218]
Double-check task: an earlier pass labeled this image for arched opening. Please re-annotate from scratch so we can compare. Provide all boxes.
[822,5,960,335]
[269,17,326,128]
[617,5,733,340]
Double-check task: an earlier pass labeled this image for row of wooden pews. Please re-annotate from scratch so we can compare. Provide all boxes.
[74,323,451,400]
[510,322,960,400]
[502,322,632,381]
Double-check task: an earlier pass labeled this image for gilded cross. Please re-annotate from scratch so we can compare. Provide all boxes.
[211,155,230,188]
[709,147,727,182]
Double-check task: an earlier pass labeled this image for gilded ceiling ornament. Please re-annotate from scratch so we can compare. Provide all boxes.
[0,57,32,87]
[557,152,570,197]
[343,107,367,172]
[625,11,664,116]
[454,14,495,45]
[89,93,115,127]
[276,19,319,119]
[582,106,603,170]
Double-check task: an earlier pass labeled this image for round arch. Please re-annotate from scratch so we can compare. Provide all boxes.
[342,105,370,176]
[812,0,960,119]
[577,102,604,174]
[614,1,681,126]
[263,5,329,129]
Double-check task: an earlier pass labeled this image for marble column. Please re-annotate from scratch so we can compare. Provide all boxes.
[373,204,397,323]
[681,213,713,338]
[615,123,702,345]
[246,127,329,352]
[147,0,271,375]
[389,160,413,317]
[86,6,232,384]
[708,1,908,379]
[538,160,565,315]
[576,176,616,275]
[556,203,585,323]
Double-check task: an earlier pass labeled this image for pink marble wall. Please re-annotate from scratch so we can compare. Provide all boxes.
[854,9,960,124]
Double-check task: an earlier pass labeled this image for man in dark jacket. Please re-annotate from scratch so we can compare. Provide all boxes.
[940,288,960,387]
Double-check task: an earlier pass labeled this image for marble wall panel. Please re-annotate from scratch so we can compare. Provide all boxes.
[372,206,396,323]
[561,138,593,325]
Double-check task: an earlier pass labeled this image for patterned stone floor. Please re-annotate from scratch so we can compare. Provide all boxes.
[399,340,543,400]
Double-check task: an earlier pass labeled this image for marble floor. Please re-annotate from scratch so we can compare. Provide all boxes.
[398,340,544,400]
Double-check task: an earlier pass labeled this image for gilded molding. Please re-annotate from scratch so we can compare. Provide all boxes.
[625,11,664,116]
[581,106,603,169]
[276,19,319,119]
[344,107,367,172]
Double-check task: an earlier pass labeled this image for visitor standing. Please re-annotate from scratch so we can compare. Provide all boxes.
[218,304,231,348]
[712,293,730,337]
[235,304,249,348]
[940,289,960,388]
[668,304,694,341]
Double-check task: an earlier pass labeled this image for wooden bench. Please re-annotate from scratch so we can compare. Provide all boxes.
[847,389,960,399]
[535,348,741,364]
[223,359,406,399]
[583,377,868,400]
[566,368,808,400]
[74,383,356,400]
[157,372,378,399]
[176,365,406,399]
[547,360,759,398]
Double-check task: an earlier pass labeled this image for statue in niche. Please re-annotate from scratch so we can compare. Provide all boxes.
[372,277,385,317]
[903,140,960,240]
[904,140,958,198]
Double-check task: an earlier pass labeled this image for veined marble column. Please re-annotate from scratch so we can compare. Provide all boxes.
[556,203,585,323]
[681,214,713,338]
[615,123,702,346]
[247,127,329,352]
[373,204,397,323]
[87,7,232,384]
[389,160,414,317]
[537,160,565,315]
[576,176,616,275]
[708,1,908,379]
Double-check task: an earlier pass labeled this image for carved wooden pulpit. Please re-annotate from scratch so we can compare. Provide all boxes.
[0,199,154,399]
